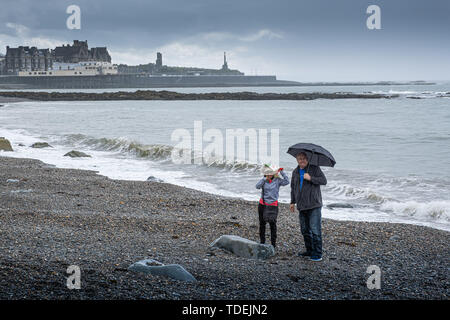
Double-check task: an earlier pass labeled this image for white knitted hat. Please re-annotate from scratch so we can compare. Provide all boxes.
[261,164,279,176]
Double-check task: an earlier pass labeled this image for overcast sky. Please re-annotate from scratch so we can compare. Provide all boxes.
[0,0,449,81]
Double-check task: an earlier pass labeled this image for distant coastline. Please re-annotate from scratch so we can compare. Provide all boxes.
[0,90,400,101]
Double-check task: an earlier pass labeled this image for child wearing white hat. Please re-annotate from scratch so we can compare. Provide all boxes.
[255,164,289,247]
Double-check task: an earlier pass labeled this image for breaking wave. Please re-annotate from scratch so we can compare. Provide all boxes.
[369,90,450,99]
[58,133,265,172]
[61,134,174,160]
[381,200,450,223]
[326,183,392,204]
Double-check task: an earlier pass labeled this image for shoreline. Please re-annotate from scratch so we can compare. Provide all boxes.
[0,96,31,104]
[0,155,448,299]
[0,90,399,101]
[2,149,449,233]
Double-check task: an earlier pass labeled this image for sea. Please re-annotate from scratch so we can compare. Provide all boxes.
[1,82,449,231]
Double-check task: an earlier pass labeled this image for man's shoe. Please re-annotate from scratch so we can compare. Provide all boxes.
[309,256,322,262]
[297,251,312,257]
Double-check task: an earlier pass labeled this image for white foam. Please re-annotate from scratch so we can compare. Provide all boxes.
[381,200,450,223]
[0,127,256,200]
[325,182,391,204]
[369,90,449,99]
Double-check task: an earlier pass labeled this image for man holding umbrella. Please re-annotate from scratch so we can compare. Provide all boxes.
[288,143,335,262]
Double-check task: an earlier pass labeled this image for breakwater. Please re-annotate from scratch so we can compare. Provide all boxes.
[0,74,298,89]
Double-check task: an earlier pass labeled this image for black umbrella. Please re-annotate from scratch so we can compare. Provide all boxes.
[287,143,336,167]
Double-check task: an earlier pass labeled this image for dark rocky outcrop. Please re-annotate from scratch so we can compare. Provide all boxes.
[0,90,400,101]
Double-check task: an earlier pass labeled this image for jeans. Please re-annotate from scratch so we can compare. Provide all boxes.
[258,203,278,247]
[298,207,322,257]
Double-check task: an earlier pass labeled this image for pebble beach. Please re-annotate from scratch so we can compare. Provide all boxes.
[0,155,448,300]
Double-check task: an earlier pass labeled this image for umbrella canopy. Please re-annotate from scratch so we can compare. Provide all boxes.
[287,143,336,167]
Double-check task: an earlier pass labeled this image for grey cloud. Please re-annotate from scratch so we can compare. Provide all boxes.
[0,0,449,81]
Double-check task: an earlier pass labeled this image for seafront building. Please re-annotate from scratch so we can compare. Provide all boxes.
[52,40,111,63]
[17,61,118,77]
[0,54,5,73]
[1,40,241,77]
[2,40,111,75]
[3,46,53,74]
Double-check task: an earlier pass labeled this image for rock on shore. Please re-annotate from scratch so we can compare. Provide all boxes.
[0,137,13,151]
[210,235,275,260]
[64,150,91,158]
[128,259,196,282]
[31,142,52,148]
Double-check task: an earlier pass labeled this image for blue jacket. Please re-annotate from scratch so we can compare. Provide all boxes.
[256,170,289,204]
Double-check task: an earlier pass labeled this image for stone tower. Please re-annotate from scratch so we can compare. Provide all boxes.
[221,51,228,70]
[156,52,162,68]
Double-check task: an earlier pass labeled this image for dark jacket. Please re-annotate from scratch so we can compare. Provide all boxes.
[290,165,327,211]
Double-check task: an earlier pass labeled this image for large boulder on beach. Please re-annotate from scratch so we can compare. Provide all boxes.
[31,142,52,148]
[210,235,275,260]
[128,259,196,282]
[0,137,13,151]
[64,150,91,158]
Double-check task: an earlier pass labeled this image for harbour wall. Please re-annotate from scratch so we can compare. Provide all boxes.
[0,74,294,89]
